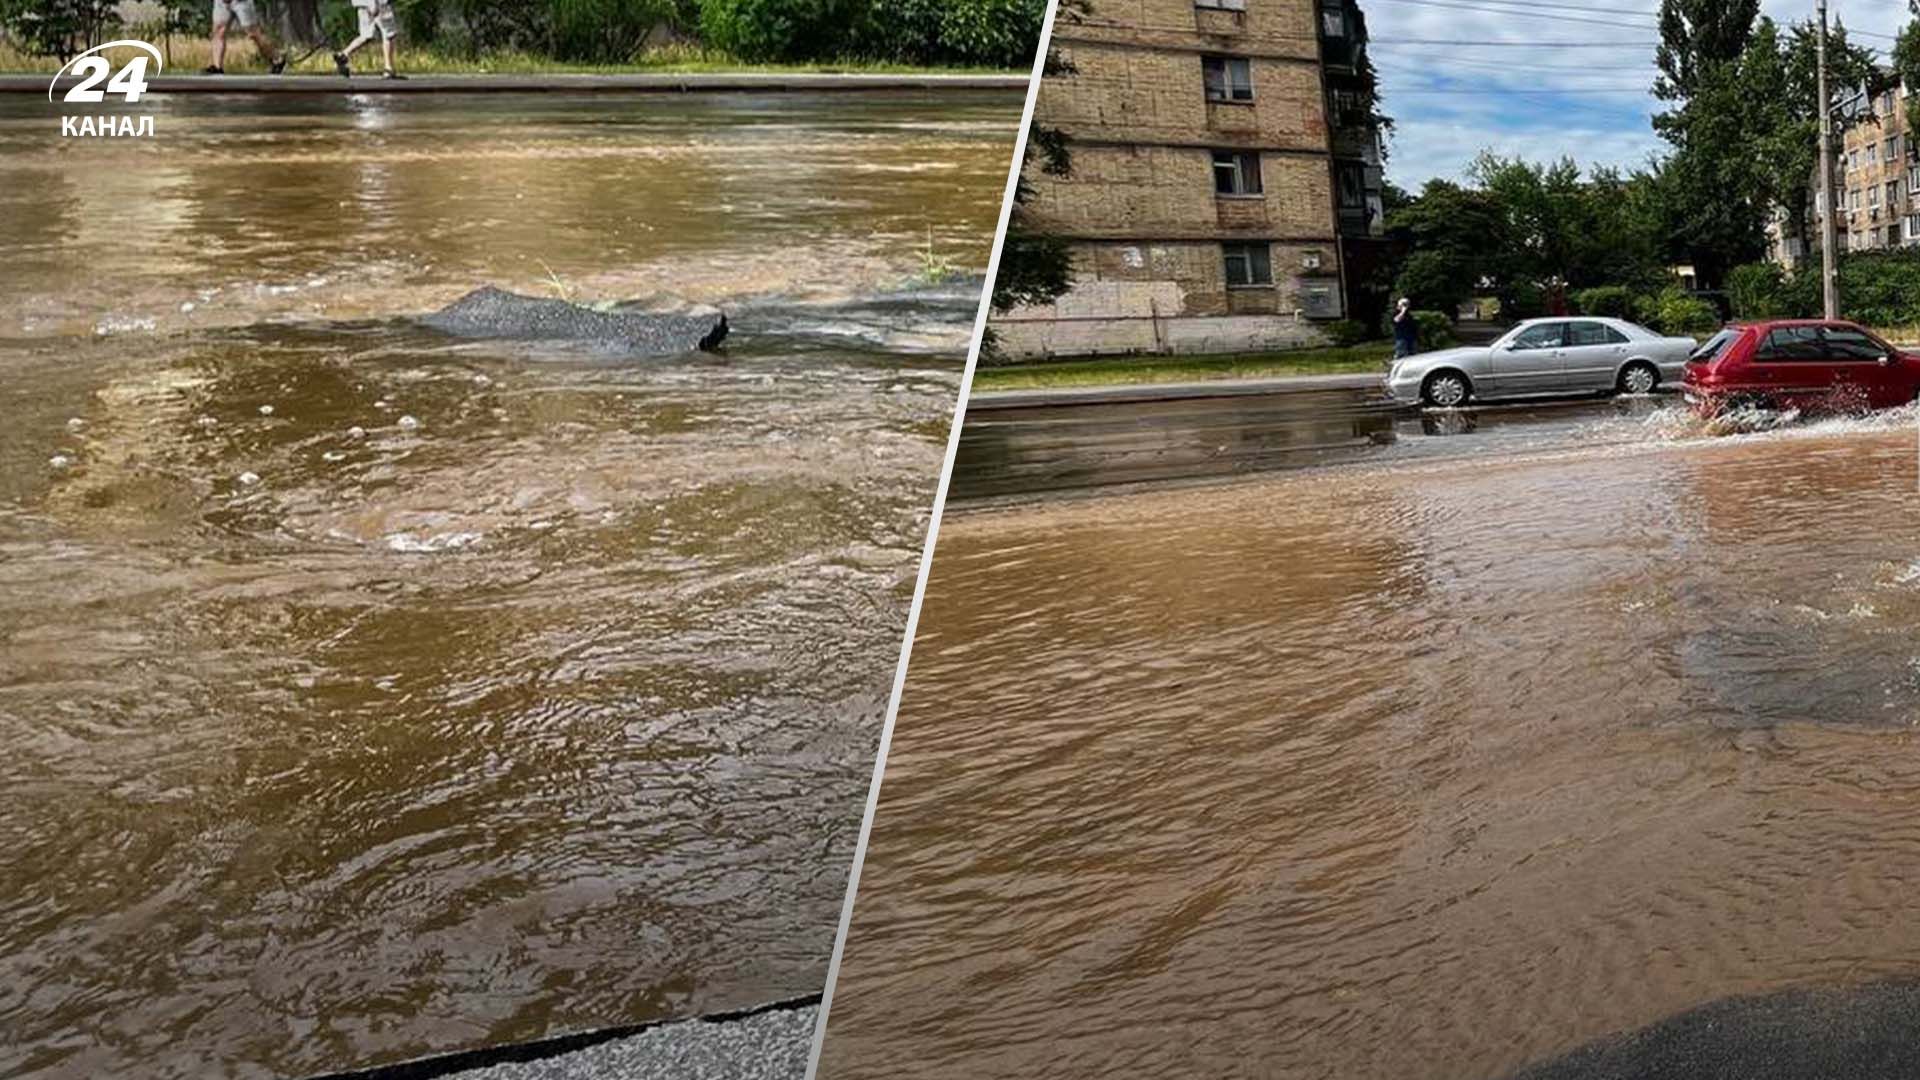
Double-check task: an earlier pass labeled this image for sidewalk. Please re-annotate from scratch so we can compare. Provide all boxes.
[4,72,1029,94]
[968,372,1387,411]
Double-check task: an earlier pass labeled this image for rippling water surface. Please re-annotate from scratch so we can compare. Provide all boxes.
[823,405,1920,1079]
[0,91,1015,1079]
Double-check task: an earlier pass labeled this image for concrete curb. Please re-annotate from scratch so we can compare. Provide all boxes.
[4,72,1030,94]
[967,372,1389,411]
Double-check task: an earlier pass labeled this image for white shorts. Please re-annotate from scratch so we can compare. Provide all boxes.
[212,0,260,29]
[354,1,397,39]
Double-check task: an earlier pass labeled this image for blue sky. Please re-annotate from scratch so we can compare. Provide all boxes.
[1370,0,1916,187]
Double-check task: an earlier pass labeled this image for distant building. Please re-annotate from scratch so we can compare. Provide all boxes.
[1774,75,1918,268]
[993,0,1387,358]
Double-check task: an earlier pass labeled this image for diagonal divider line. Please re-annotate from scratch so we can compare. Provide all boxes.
[801,2,1066,1073]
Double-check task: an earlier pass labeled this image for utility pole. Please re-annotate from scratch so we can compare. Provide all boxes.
[1817,0,1840,319]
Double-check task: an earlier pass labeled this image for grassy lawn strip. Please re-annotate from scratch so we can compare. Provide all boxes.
[973,343,1396,391]
[2,41,1016,76]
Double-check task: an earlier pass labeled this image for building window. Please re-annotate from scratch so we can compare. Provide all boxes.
[1889,179,1902,206]
[1195,0,1248,9]
[1887,135,1901,161]
[1212,150,1263,195]
[1222,241,1273,287]
[1870,184,1881,208]
[1850,149,1860,171]
[1868,143,1879,164]
[1321,8,1347,37]
[1202,56,1254,102]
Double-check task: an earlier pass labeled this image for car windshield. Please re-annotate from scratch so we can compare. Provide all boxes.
[1691,328,1739,361]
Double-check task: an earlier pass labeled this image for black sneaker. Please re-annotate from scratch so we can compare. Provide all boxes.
[332,51,351,77]
[382,70,406,80]
[269,55,286,74]
[202,64,223,74]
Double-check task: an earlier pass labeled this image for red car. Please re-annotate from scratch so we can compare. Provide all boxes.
[1683,319,1920,415]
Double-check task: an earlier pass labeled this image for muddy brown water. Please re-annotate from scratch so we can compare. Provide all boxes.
[0,91,1016,1079]
[822,406,1920,1079]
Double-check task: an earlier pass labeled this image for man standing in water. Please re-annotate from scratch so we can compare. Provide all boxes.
[1392,297,1418,359]
[205,0,286,74]
[332,0,406,79]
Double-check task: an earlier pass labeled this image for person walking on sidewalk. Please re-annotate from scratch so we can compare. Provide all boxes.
[205,0,286,74]
[333,0,406,80]
[1392,298,1419,359]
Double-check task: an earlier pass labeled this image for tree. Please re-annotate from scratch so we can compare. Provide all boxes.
[982,0,1086,361]
[0,0,119,60]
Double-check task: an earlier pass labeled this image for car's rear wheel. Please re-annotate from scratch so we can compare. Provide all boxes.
[1617,361,1658,396]
[1422,370,1470,408]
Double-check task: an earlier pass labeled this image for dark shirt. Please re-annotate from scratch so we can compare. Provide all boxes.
[1393,311,1417,349]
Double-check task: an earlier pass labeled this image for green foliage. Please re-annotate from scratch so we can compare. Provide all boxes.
[1572,286,1639,319]
[1831,250,1920,328]
[1390,249,1473,317]
[697,0,854,61]
[1323,319,1374,347]
[1650,289,1721,335]
[1413,310,1457,349]
[1725,261,1788,319]
[0,0,119,59]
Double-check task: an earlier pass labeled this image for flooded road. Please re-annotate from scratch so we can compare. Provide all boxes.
[952,386,1687,500]
[0,91,1016,1078]
[823,400,1920,1079]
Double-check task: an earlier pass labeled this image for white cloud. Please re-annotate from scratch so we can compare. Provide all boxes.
[1362,0,1912,184]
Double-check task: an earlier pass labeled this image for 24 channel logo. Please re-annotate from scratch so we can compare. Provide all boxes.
[50,40,160,138]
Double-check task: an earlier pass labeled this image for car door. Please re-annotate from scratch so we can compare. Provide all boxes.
[1748,325,1821,402]
[1561,320,1629,391]
[1490,322,1565,396]
[1819,325,1906,407]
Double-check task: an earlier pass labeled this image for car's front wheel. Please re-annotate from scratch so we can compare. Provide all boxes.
[1422,370,1471,408]
[1617,361,1659,396]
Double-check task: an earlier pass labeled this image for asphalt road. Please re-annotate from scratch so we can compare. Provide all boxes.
[1508,981,1920,1080]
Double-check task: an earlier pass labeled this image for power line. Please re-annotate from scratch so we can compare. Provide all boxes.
[1366,0,1662,26]
[1370,38,1659,46]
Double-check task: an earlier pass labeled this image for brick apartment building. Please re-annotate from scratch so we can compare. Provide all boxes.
[1770,77,1919,268]
[992,0,1387,357]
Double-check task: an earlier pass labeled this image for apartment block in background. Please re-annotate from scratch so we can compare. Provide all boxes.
[994,0,1386,357]
[1776,76,1918,268]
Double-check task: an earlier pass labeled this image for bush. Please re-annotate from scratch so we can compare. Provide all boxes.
[1381,309,1458,350]
[1726,262,1788,319]
[1835,250,1920,328]
[1324,319,1373,347]
[1650,289,1720,336]
[1571,285,1637,319]
[698,0,861,61]
[854,0,1045,67]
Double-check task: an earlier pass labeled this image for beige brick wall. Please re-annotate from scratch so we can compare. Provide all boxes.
[992,240,1339,356]
[1024,143,1334,239]
[1041,45,1329,155]
[1006,0,1344,358]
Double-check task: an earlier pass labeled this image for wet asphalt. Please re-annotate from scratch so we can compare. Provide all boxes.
[1508,981,1920,1080]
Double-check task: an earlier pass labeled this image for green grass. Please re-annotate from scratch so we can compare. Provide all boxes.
[973,344,1397,392]
[1,39,1018,76]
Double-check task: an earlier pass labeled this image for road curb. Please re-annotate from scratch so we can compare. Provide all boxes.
[4,72,1030,94]
[967,372,1389,411]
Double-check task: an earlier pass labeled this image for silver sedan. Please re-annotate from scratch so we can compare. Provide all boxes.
[1384,317,1700,407]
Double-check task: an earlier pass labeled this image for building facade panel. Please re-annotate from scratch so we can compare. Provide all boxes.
[1025,143,1335,240]
[1041,44,1330,154]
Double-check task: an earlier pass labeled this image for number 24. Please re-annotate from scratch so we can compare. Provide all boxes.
[65,56,150,103]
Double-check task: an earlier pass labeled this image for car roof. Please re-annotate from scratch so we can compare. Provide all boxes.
[1733,318,1865,329]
